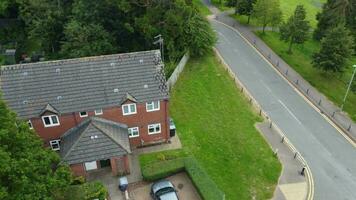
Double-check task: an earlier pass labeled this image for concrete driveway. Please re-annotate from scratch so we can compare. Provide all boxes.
[129,172,201,200]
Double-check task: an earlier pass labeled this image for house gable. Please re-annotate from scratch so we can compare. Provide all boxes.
[60,117,131,165]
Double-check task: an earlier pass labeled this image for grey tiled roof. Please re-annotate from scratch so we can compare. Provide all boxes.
[0,50,168,119]
[60,117,131,165]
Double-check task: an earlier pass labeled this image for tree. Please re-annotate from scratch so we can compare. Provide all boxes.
[312,25,354,72]
[183,10,216,56]
[235,0,256,24]
[280,5,310,53]
[0,95,72,199]
[17,0,68,54]
[60,20,116,58]
[313,0,351,40]
[253,0,282,33]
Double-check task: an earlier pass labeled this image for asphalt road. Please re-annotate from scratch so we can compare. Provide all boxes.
[211,20,356,200]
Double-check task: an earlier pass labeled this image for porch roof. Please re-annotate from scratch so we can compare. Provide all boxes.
[60,117,131,165]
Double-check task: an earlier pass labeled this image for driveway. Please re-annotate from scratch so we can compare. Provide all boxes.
[211,19,356,200]
[129,172,201,200]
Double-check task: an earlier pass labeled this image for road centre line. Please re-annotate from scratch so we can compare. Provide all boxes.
[278,100,302,125]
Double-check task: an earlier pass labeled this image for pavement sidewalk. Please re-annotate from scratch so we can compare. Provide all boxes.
[202,0,356,143]
[256,123,307,200]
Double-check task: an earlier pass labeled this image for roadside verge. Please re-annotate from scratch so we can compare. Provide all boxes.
[213,47,314,200]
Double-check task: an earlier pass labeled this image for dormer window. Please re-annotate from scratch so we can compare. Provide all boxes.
[122,103,137,115]
[79,111,88,118]
[94,109,103,115]
[146,101,160,112]
[42,115,60,127]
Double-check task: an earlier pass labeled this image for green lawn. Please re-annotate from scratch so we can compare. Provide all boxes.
[142,53,281,199]
[192,0,212,16]
[210,0,232,11]
[230,0,325,28]
[256,31,356,121]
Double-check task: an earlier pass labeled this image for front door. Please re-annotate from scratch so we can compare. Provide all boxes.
[84,161,98,171]
[100,159,111,168]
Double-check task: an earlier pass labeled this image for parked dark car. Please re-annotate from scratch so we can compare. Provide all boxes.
[150,180,179,200]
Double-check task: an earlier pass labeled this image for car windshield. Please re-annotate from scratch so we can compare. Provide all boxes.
[156,186,175,196]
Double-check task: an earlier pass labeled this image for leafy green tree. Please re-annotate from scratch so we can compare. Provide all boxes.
[183,10,216,56]
[235,0,256,24]
[60,20,116,58]
[280,5,310,53]
[312,25,354,72]
[134,0,215,60]
[253,0,282,33]
[17,0,68,54]
[313,0,351,40]
[0,95,72,199]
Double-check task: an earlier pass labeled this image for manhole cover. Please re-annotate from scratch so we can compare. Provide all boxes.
[178,183,184,190]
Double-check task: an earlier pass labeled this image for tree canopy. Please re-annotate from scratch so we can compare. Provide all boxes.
[279,5,310,53]
[0,95,72,199]
[253,0,282,33]
[314,0,356,51]
[312,25,354,72]
[235,0,256,24]
[1,0,216,64]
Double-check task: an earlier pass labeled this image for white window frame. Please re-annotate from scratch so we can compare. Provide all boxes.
[148,123,161,135]
[79,111,88,118]
[42,115,60,127]
[128,127,140,138]
[94,109,103,115]
[28,120,33,129]
[122,103,137,115]
[49,139,60,151]
[146,101,160,112]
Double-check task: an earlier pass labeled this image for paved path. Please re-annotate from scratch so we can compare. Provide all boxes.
[256,123,306,200]
[210,17,356,200]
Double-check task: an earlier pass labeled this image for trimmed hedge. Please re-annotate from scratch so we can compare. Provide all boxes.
[141,157,225,200]
[184,158,225,200]
[141,158,185,181]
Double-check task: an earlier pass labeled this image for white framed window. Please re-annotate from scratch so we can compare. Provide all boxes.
[146,101,160,112]
[28,120,33,129]
[128,127,140,138]
[94,109,103,115]
[49,140,60,151]
[148,123,161,135]
[42,115,60,127]
[122,103,137,115]
[79,111,88,118]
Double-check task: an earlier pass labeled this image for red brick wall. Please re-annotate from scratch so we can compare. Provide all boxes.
[29,100,170,148]
[70,163,86,177]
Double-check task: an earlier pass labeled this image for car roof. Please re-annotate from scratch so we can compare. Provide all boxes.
[159,192,179,200]
[152,180,174,194]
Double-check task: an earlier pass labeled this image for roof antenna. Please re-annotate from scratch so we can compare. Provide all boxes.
[153,34,164,63]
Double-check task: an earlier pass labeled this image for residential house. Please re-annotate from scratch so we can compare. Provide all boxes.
[0,50,170,177]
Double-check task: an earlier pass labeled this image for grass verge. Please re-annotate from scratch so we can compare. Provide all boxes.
[256,31,356,121]
[140,53,281,199]
[230,0,325,28]
[192,0,212,16]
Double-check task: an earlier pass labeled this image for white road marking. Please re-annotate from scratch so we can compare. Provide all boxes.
[217,31,230,43]
[278,100,302,125]
[260,80,272,92]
